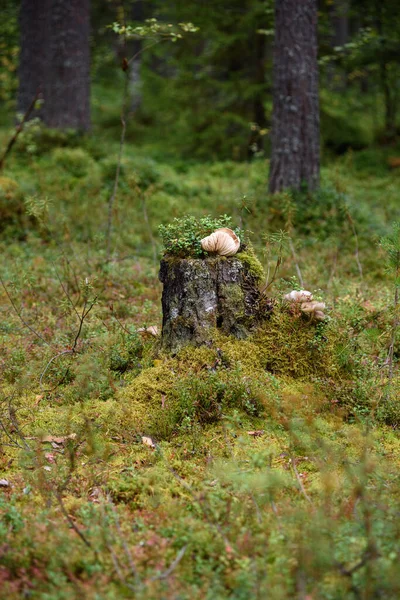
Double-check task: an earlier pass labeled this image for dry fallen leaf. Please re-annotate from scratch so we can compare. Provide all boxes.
[41,433,77,444]
[142,436,156,449]
[34,394,43,406]
[247,430,265,437]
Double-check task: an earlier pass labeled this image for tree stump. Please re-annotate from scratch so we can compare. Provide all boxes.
[159,256,261,352]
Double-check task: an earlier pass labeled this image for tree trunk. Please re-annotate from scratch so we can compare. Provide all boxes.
[17,0,50,116]
[268,0,320,193]
[159,257,261,353]
[129,0,144,113]
[18,0,91,131]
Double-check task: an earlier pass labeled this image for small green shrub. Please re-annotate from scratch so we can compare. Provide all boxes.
[51,148,97,178]
[159,214,239,257]
[0,176,32,237]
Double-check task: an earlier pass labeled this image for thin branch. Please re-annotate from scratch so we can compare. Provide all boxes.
[0,277,52,347]
[106,74,128,262]
[0,90,40,170]
[40,350,73,387]
[261,256,282,294]
[106,4,129,263]
[56,492,93,549]
[127,40,162,65]
[72,296,98,352]
[106,496,137,578]
[289,238,304,288]
[150,545,187,581]
[141,188,158,270]
[39,295,97,388]
[52,263,81,321]
[290,456,313,505]
[108,544,137,593]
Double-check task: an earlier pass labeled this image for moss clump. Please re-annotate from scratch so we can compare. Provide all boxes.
[0,177,30,236]
[237,245,265,284]
[51,147,97,179]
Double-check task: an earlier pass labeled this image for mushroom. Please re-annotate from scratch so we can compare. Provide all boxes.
[284,290,313,303]
[300,301,326,314]
[284,289,327,320]
[201,227,240,257]
[300,300,326,320]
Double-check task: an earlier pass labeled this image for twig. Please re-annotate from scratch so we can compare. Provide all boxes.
[106,3,129,263]
[108,544,137,593]
[1,277,52,347]
[386,254,400,397]
[106,496,137,578]
[39,350,73,387]
[288,238,304,288]
[39,295,97,388]
[0,90,40,171]
[141,187,158,270]
[56,492,93,549]
[150,545,187,581]
[0,394,31,451]
[71,296,98,352]
[290,456,313,505]
[106,73,128,262]
[261,256,282,294]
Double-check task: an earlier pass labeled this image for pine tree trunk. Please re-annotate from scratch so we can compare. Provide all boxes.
[43,0,91,130]
[18,0,91,131]
[17,0,50,115]
[159,257,261,353]
[268,0,320,193]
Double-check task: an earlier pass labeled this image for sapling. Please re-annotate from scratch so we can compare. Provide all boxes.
[106,17,199,262]
[380,222,400,398]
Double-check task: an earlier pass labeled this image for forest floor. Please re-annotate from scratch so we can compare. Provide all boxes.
[1,125,400,599]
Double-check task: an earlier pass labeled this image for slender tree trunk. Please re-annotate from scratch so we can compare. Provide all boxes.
[248,30,268,157]
[329,0,349,90]
[268,0,320,193]
[18,0,91,131]
[129,0,144,113]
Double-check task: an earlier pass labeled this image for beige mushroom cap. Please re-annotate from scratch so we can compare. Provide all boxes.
[314,310,326,321]
[284,290,313,303]
[300,301,326,314]
[201,227,240,257]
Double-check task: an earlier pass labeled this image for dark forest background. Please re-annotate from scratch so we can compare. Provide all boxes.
[2,0,400,161]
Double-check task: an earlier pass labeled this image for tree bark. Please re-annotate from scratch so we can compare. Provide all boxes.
[159,257,261,353]
[18,0,91,131]
[268,0,320,193]
[17,0,50,116]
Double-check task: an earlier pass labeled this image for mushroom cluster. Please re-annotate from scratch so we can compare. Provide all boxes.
[284,289,326,321]
[201,227,240,257]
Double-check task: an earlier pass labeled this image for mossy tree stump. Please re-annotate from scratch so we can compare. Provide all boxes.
[159,256,261,352]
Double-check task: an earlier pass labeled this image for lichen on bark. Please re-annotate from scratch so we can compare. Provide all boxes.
[159,255,262,352]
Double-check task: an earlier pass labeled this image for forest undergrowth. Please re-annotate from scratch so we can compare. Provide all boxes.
[2,123,400,599]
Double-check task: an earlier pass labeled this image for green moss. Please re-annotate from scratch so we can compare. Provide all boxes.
[237,245,265,284]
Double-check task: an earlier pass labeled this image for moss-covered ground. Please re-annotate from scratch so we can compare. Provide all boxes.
[2,117,400,598]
